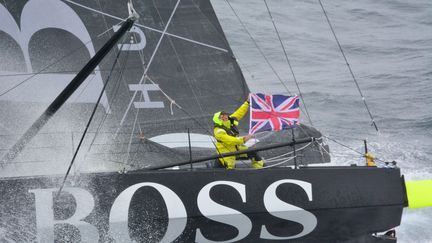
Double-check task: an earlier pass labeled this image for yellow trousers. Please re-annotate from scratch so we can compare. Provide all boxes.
[218,146,264,169]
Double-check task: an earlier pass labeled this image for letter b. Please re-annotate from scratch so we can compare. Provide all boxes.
[29,187,98,242]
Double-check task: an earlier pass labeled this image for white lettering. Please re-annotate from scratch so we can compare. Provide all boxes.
[29,187,98,243]
[27,179,318,242]
[108,182,187,243]
[196,181,252,243]
[0,0,110,111]
[129,83,164,108]
[113,25,147,51]
[260,179,317,240]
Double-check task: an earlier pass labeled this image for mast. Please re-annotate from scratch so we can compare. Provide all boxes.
[1,3,139,165]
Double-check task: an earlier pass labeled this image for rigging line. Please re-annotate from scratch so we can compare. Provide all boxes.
[224,5,316,141]
[115,0,181,137]
[152,0,207,123]
[263,0,314,126]
[58,35,127,195]
[326,133,370,142]
[97,24,121,38]
[81,44,132,165]
[71,69,99,103]
[190,0,229,46]
[318,0,378,132]
[141,16,246,140]
[265,156,295,163]
[144,75,220,150]
[105,41,136,133]
[133,29,154,136]
[191,0,256,102]
[323,135,363,155]
[133,52,146,136]
[0,39,91,97]
[0,65,145,77]
[127,149,140,169]
[96,0,111,36]
[63,0,228,53]
[314,136,329,163]
[225,0,293,96]
[72,26,127,106]
[177,107,237,158]
[302,134,391,165]
[71,20,124,110]
[111,46,149,138]
[190,9,250,105]
[0,21,123,97]
[124,92,141,169]
[145,75,215,137]
[128,76,145,137]
[95,0,121,80]
[265,142,312,161]
[122,34,143,167]
[121,20,171,138]
[261,156,296,169]
[111,84,147,139]
[145,76,179,109]
[1,160,53,164]
[190,0,232,51]
[144,77,228,156]
[145,2,244,153]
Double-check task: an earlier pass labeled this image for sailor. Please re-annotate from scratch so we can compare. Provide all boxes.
[213,100,264,169]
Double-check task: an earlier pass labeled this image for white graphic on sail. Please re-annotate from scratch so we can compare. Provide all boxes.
[129,83,164,109]
[0,0,110,111]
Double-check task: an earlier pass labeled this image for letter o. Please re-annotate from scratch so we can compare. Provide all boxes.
[108,182,187,243]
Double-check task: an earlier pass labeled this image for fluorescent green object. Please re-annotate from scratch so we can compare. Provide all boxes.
[405,180,432,209]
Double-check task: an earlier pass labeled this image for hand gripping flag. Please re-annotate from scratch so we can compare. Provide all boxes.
[249,93,300,134]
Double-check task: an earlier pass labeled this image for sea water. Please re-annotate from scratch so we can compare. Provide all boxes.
[212,0,432,242]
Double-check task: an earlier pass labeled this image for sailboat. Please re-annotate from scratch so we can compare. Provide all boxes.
[0,0,430,242]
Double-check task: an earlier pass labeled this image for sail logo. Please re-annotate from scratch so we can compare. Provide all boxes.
[129,83,165,108]
[29,179,317,242]
[0,0,111,111]
[113,24,147,51]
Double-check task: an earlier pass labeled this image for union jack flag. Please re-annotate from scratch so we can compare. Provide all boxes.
[249,93,300,134]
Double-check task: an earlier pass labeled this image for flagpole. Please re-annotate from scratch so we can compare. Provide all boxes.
[292,128,297,169]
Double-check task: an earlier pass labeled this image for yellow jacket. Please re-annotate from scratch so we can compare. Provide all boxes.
[213,101,249,154]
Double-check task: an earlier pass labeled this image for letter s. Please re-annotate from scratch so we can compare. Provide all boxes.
[260,179,317,240]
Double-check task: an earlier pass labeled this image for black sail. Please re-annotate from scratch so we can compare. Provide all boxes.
[0,1,407,243]
[0,0,328,176]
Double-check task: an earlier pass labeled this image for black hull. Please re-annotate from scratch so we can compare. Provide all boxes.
[0,166,406,242]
